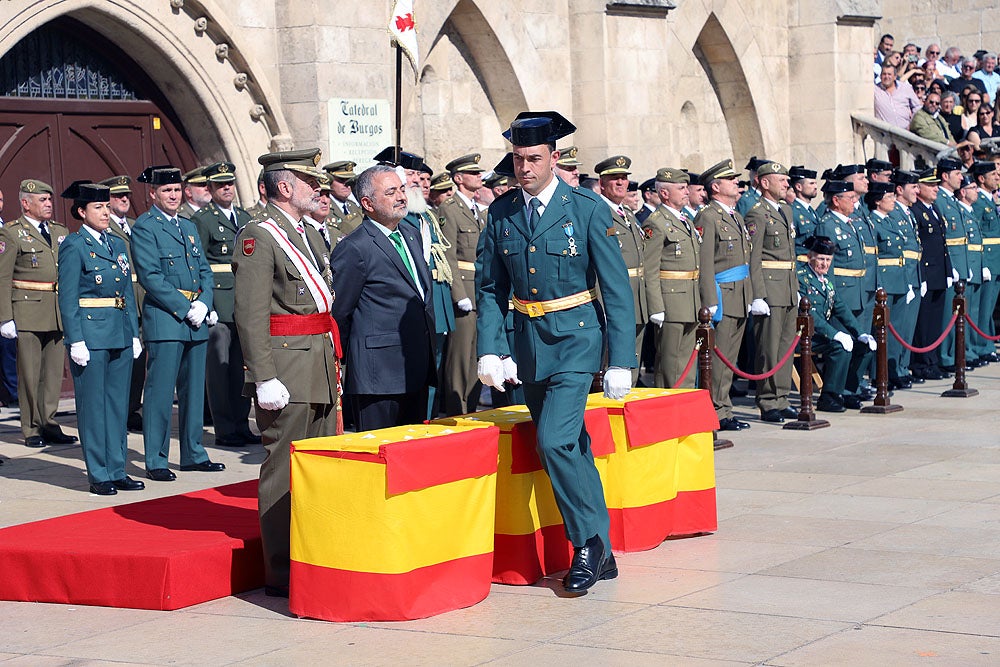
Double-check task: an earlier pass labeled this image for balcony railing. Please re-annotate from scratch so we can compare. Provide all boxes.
[851,113,949,170]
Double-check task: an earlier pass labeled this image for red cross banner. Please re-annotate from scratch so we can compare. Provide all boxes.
[389,0,420,75]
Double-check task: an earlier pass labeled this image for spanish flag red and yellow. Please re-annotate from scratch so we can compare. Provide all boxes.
[288,423,499,622]
[587,388,719,552]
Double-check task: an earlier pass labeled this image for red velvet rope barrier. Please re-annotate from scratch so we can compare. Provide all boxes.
[887,313,958,353]
[713,334,802,381]
[675,344,700,386]
[964,313,1000,342]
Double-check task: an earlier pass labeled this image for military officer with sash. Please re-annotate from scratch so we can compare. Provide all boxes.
[191,161,259,446]
[596,155,649,384]
[789,166,820,261]
[798,236,869,412]
[971,161,1000,362]
[132,165,223,480]
[887,170,925,385]
[438,152,486,415]
[640,167,701,388]
[695,160,753,431]
[101,174,145,431]
[58,181,142,495]
[935,157,973,371]
[323,161,363,244]
[745,162,799,423]
[176,166,211,220]
[477,111,635,592]
[0,179,77,448]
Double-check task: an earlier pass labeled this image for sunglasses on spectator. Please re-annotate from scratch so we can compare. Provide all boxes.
[927,50,940,55]
[913,85,927,92]
[963,65,976,70]
[967,98,982,104]
[926,100,940,106]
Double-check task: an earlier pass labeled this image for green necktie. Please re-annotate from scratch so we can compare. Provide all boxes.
[389,230,418,284]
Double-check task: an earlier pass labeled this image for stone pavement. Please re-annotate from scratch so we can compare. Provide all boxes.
[1,369,999,666]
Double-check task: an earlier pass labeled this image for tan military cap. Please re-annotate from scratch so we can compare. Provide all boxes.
[556,146,582,167]
[258,148,325,179]
[595,155,632,177]
[20,179,53,195]
[655,167,689,184]
[756,161,789,177]
[99,175,132,194]
[445,153,484,174]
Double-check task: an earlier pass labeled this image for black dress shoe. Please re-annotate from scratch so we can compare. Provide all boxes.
[907,374,925,384]
[729,384,748,398]
[718,417,750,431]
[146,468,176,482]
[987,353,999,363]
[112,476,145,491]
[264,585,289,598]
[43,430,78,445]
[816,393,846,413]
[179,460,226,472]
[888,378,911,390]
[760,409,785,423]
[127,417,143,433]
[214,436,248,447]
[25,435,44,448]
[89,481,117,496]
[564,535,618,592]
[780,406,800,420]
[843,395,863,410]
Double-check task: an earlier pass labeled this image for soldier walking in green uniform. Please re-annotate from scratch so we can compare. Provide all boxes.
[745,162,800,422]
[0,180,77,448]
[191,161,260,447]
[132,166,224,481]
[478,112,635,592]
[58,181,143,495]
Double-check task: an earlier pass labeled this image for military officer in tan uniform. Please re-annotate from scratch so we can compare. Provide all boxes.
[323,161,363,244]
[101,175,145,432]
[554,145,582,187]
[745,162,799,423]
[0,180,77,447]
[696,160,753,431]
[429,172,455,208]
[596,155,649,383]
[233,148,340,597]
[438,152,487,415]
[640,168,702,388]
[176,166,211,220]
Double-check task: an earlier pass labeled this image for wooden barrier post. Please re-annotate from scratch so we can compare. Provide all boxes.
[784,296,830,430]
[698,307,733,450]
[943,280,979,397]
[862,287,904,414]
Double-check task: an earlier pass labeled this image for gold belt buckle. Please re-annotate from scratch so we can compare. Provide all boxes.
[525,302,545,318]
[115,297,125,309]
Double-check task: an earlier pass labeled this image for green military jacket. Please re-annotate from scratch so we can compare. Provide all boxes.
[871,210,909,295]
[746,198,797,307]
[974,189,1000,274]
[815,210,866,312]
[695,200,753,318]
[606,199,649,325]
[325,198,364,246]
[640,205,701,323]
[0,216,68,331]
[791,198,820,259]
[959,201,984,283]
[191,201,252,322]
[797,264,862,341]
[852,203,879,293]
[735,187,761,217]
[888,203,923,287]
[935,188,969,278]
[438,193,483,306]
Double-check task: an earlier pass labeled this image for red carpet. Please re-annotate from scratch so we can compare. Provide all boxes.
[0,481,264,610]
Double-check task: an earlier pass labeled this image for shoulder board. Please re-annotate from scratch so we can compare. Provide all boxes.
[440,195,458,206]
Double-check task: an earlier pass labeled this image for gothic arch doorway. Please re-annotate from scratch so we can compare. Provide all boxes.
[0,17,197,226]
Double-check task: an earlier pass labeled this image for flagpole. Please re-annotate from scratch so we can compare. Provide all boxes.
[394,44,402,164]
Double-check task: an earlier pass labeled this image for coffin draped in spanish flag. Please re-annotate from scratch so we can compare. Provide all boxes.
[288,423,500,622]
[587,387,719,552]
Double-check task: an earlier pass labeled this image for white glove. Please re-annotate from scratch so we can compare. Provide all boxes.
[602,366,633,401]
[858,332,878,351]
[70,341,90,367]
[477,354,506,392]
[649,312,665,327]
[456,298,473,313]
[952,268,960,282]
[833,331,854,352]
[749,298,771,316]
[206,311,219,326]
[947,276,954,289]
[906,285,916,304]
[984,267,992,282]
[708,304,718,318]
[921,281,928,296]
[132,337,142,360]
[501,356,521,386]
[255,378,290,411]
[185,300,208,328]
[0,320,16,339]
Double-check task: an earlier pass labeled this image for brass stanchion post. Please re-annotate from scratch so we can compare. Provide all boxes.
[862,287,904,413]
[698,307,733,450]
[784,296,830,430]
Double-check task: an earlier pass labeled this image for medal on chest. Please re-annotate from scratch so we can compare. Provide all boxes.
[188,235,201,256]
[95,274,103,285]
[117,253,130,275]
[563,221,579,257]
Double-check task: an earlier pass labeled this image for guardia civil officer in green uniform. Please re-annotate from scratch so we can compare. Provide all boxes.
[323,160,364,244]
[971,161,1000,362]
[477,111,635,592]
[640,167,702,388]
[132,165,223,481]
[58,182,142,495]
[798,236,870,412]
[438,152,487,415]
[887,170,925,385]
[596,155,649,384]
[956,173,986,366]
[191,161,259,446]
[176,165,211,220]
[934,157,974,370]
[101,175,146,431]
[814,180,877,408]
[695,160,753,431]
[745,162,799,422]
[789,166,820,262]
[0,179,77,447]
[735,157,770,216]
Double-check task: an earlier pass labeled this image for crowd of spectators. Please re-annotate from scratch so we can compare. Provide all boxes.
[873,34,1000,150]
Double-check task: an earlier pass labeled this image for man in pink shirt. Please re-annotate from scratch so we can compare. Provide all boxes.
[875,64,921,129]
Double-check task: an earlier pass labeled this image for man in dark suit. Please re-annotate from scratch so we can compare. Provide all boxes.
[911,168,954,380]
[330,165,436,431]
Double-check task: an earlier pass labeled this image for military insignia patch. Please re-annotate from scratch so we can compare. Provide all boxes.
[243,238,255,256]
[57,235,65,244]
[188,235,196,244]
[0,241,6,254]
[503,228,511,237]
[643,226,654,239]
[606,227,615,237]
[95,274,103,285]
[117,252,130,275]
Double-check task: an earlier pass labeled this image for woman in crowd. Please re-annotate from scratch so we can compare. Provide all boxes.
[58,181,143,496]
[960,89,984,132]
[940,92,965,141]
[966,99,997,149]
